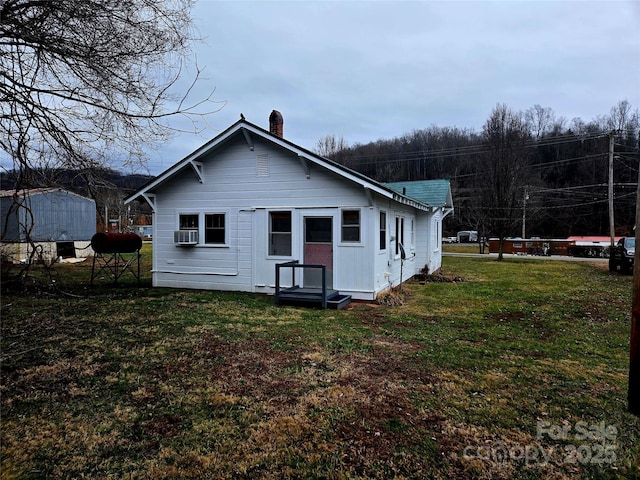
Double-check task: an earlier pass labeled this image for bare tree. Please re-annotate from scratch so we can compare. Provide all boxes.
[473,104,532,260]
[525,104,555,140]
[1,0,224,285]
[0,0,224,181]
[607,100,639,135]
[315,134,349,163]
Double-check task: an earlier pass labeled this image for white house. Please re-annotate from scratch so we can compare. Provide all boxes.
[125,112,453,301]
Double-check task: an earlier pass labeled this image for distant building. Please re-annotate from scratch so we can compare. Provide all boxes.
[133,225,153,239]
[0,188,96,264]
[457,230,478,243]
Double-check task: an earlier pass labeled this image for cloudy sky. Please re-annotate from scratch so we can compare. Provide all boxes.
[131,1,640,174]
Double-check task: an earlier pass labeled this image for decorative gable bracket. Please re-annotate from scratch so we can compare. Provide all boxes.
[190,161,204,183]
[142,193,156,211]
[242,128,254,151]
[363,187,373,207]
[298,155,310,179]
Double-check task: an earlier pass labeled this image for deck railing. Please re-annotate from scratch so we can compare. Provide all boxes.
[275,260,328,308]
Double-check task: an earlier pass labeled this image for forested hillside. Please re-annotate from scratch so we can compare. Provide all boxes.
[318,102,639,238]
[2,102,637,239]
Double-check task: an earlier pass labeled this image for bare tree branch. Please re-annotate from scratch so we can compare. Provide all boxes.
[1,0,226,176]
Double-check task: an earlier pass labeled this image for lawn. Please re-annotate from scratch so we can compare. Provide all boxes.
[1,250,639,479]
[442,243,485,254]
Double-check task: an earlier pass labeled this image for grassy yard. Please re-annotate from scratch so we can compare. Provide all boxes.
[442,243,486,254]
[1,250,639,479]
[442,243,482,253]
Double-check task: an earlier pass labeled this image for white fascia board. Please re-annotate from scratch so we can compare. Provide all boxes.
[446,185,454,209]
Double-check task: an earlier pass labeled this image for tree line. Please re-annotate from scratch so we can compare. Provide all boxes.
[316,101,639,240]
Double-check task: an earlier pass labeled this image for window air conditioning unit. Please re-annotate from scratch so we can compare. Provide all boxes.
[174,230,198,245]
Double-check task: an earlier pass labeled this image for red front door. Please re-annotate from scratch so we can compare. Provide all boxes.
[303,217,333,289]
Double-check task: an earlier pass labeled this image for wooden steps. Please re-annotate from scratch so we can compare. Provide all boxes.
[275,286,352,309]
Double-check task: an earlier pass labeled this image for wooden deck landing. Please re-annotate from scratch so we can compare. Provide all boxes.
[276,286,351,309]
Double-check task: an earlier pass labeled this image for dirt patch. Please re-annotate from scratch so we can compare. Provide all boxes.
[187,332,445,477]
[376,287,411,306]
[369,335,425,354]
[192,335,303,402]
[327,350,442,477]
[142,413,184,441]
[486,310,556,340]
[349,304,388,327]
[416,271,468,283]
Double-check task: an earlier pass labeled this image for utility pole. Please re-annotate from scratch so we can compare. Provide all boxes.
[629,136,640,416]
[608,131,616,247]
[522,186,529,239]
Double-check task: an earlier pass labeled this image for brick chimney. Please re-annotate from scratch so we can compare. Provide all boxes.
[269,110,283,137]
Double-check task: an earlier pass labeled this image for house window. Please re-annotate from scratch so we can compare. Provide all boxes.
[411,219,414,248]
[395,216,405,256]
[341,209,360,242]
[379,211,387,250]
[205,213,225,244]
[269,211,291,256]
[179,214,198,230]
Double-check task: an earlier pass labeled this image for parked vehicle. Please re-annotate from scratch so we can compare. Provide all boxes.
[457,230,478,243]
[609,237,635,274]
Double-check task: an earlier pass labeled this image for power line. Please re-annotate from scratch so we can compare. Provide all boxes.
[344,131,609,162]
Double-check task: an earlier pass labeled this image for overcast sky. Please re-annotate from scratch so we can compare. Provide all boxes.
[147,0,639,175]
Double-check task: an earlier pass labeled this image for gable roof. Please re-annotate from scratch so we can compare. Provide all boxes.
[125,119,448,213]
[384,180,453,209]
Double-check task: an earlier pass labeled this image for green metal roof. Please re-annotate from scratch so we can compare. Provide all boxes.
[384,179,452,208]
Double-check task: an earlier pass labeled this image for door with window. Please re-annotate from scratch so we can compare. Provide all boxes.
[303,217,333,289]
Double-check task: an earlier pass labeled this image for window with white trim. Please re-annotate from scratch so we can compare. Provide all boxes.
[205,213,225,244]
[179,214,198,230]
[341,209,360,242]
[379,210,387,250]
[411,219,414,248]
[269,211,292,256]
[395,216,405,256]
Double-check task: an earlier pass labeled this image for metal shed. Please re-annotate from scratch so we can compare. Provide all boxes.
[0,188,96,263]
